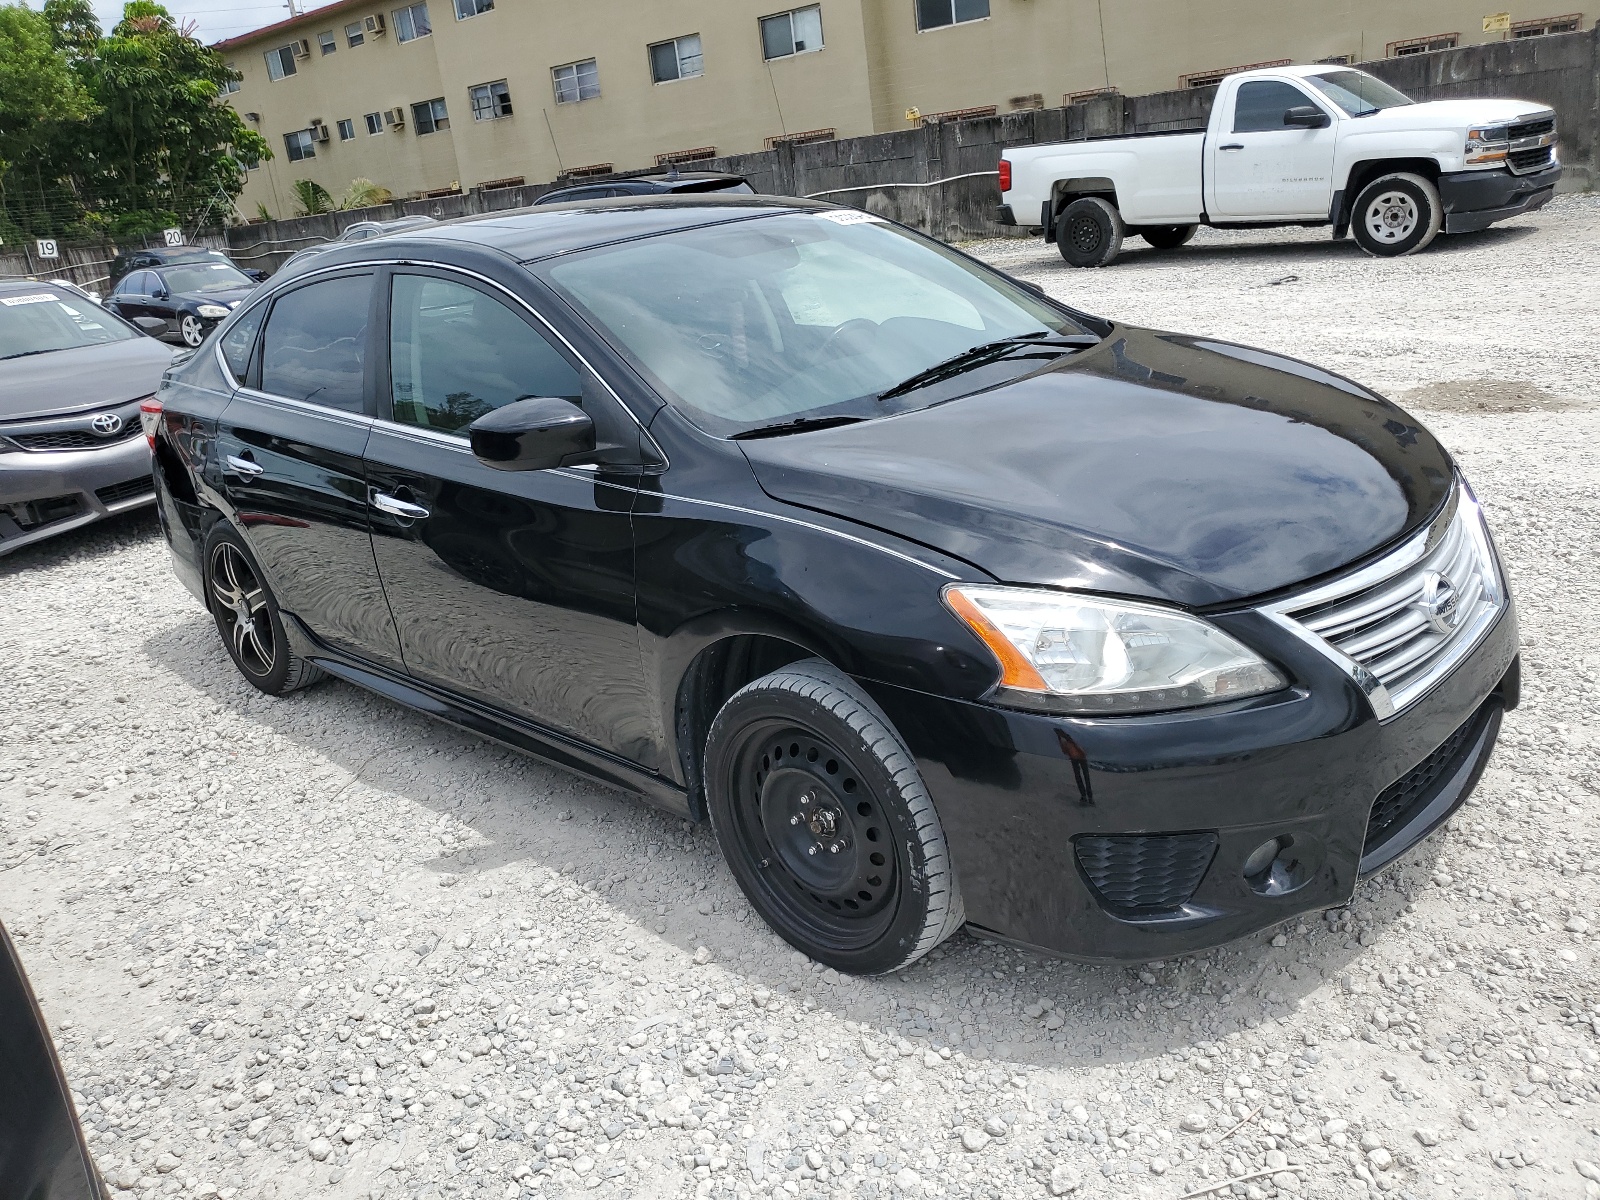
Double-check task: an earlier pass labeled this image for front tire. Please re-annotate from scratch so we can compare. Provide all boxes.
[205,527,325,696]
[1137,223,1198,250]
[1055,196,1124,267]
[704,660,964,975]
[179,314,207,347]
[1350,172,1442,257]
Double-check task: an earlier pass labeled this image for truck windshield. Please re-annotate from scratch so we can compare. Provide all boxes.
[1305,70,1414,117]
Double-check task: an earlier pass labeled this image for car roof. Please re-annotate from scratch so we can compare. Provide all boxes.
[372,194,825,263]
[0,278,79,295]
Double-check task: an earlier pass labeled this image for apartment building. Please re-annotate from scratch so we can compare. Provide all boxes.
[217,0,1588,218]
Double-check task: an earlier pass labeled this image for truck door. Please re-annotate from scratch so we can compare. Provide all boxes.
[1209,80,1337,220]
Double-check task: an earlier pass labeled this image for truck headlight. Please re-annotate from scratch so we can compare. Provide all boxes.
[196,304,230,319]
[1465,126,1510,166]
[944,584,1286,714]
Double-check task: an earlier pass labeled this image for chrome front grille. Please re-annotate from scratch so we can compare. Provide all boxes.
[1262,485,1507,720]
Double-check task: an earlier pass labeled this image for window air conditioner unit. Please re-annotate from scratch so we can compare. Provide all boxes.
[310,122,330,142]
[364,14,386,35]
[293,38,311,58]
[385,107,405,128]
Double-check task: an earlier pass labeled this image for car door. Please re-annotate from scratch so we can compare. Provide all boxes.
[1208,79,1337,220]
[145,269,181,336]
[107,271,152,324]
[363,266,652,759]
[215,269,406,670]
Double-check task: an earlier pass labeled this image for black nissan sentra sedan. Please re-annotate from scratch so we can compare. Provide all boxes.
[147,196,1517,974]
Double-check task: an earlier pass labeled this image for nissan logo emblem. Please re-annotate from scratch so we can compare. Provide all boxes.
[90,412,124,437]
[1415,570,1461,636]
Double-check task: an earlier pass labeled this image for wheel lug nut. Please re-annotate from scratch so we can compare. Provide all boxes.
[807,845,818,856]
[789,816,799,825]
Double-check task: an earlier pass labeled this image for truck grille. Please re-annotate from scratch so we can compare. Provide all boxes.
[1265,485,1506,720]
[1508,145,1554,174]
[1075,832,1217,913]
[1507,116,1554,140]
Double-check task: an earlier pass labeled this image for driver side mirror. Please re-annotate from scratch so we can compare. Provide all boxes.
[1284,105,1331,129]
[469,397,597,471]
[152,287,170,300]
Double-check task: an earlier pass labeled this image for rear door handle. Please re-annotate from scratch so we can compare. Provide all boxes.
[1219,143,1244,151]
[223,453,264,479]
[370,490,431,520]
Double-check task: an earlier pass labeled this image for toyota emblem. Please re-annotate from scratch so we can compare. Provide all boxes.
[1415,570,1461,635]
[90,412,124,436]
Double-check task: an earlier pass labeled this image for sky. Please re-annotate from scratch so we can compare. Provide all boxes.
[71,0,337,44]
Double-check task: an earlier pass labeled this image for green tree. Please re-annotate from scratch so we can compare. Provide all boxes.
[41,0,100,62]
[291,178,333,215]
[0,3,92,234]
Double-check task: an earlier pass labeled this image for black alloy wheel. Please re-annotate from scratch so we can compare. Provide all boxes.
[704,660,964,975]
[1055,196,1125,268]
[205,528,324,696]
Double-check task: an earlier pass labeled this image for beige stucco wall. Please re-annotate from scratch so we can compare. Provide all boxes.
[222,0,1578,218]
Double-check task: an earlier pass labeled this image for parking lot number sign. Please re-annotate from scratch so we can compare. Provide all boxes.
[163,227,184,247]
[35,239,59,259]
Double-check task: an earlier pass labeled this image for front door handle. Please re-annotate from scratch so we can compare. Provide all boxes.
[1219,143,1244,151]
[224,453,264,479]
[371,490,431,520]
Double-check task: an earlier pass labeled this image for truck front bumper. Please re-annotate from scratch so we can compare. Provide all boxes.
[1439,163,1561,234]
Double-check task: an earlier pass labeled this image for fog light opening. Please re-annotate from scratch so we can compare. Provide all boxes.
[1243,834,1311,896]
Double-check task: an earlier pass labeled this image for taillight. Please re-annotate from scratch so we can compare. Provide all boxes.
[998,158,1012,192]
[138,395,162,450]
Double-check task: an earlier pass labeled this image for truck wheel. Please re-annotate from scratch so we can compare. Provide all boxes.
[1351,173,1442,257]
[1138,224,1198,250]
[1056,197,1124,267]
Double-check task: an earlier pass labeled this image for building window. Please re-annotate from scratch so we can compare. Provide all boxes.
[915,0,989,31]
[337,117,356,140]
[222,63,241,93]
[411,97,449,134]
[264,44,298,80]
[552,58,600,104]
[345,21,365,46]
[364,111,385,135]
[1511,13,1582,37]
[649,34,703,83]
[469,80,512,120]
[284,129,316,160]
[393,2,431,43]
[1386,32,1459,56]
[453,0,492,17]
[317,29,336,54]
[1180,58,1291,89]
[761,5,824,59]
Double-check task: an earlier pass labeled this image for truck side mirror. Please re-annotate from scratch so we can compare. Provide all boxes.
[1284,106,1331,129]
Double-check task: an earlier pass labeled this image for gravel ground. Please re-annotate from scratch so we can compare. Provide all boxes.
[2,196,1598,1200]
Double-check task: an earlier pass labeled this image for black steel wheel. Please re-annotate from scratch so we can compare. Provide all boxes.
[1055,196,1124,267]
[704,660,963,975]
[205,527,324,696]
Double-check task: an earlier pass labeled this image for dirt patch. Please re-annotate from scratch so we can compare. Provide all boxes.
[1396,378,1587,414]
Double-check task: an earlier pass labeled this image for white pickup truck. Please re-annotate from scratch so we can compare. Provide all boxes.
[998,64,1560,266]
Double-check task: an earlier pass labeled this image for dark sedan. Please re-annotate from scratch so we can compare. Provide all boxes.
[0,281,173,556]
[146,197,1517,974]
[104,260,259,348]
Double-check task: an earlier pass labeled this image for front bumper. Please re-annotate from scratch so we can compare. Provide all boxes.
[862,598,1519,963]
[1439,163,1561,234]
[0,439,155,556]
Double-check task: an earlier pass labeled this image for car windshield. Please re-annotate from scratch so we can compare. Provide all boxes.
[1305,70,1414,117]
[162,261,253,292]
[0,290,138,359]
[542,211,1089,435]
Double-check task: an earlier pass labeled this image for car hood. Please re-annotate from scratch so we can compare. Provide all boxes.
[1361,97,1553,132]
[173,284,256,307]
[738,325,1454,608]
[0,337,176,421]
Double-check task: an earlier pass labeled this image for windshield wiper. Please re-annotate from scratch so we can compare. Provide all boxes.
[729,414,868,440]
[876,333,1100,402]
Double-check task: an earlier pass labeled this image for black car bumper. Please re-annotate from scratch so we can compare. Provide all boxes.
[863,600,1519,963]
[1439,164,1561,234]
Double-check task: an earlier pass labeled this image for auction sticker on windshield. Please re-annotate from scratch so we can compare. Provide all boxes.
[815,210,887,225]
[0,294,59,307]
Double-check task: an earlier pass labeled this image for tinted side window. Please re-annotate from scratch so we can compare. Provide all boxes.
[119,272,150,296]
[220,303,268,381]
[1233,81,1319,133]
[388,273,580,434]
[259,274,373,411]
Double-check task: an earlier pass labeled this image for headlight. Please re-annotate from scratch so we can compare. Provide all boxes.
[944,584,1287,714]
[1465,125,1510,165]
[195,304,230,319]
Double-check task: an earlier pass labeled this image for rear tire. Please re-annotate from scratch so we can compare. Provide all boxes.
[1137,223,1198,250]
[204,526,325,696]
[1055,196,1124,267]
[1350,172,1442,257]
[704,659,964,975]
